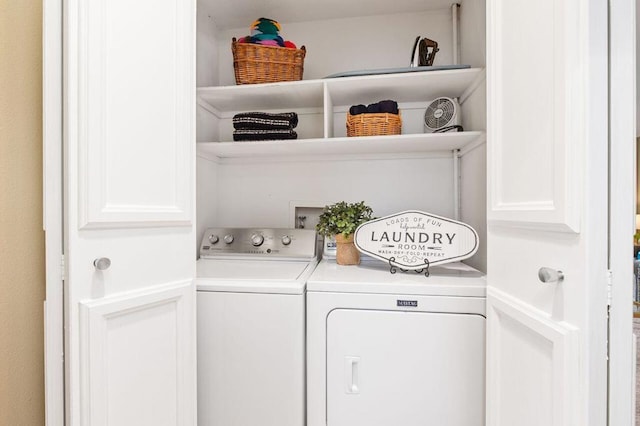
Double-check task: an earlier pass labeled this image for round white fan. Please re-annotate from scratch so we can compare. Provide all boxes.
[424,97,460,132]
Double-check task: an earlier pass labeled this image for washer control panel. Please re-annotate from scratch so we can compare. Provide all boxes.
[200,228,317,259]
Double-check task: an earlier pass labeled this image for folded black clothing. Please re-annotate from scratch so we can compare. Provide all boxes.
[349,100,399,115]
[233,112,298,130]
[233,129,298,141]
[349,104,367,115]
[377,99,399,114]
[366,103,381,113]
[366,100,399,114]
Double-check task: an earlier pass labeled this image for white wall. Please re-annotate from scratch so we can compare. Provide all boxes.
[196,0,219,87]
[459,0,486,272]
[196,156,219,253]
[213,156,455,229]
[460,144,486,272]
[460,0,486,68]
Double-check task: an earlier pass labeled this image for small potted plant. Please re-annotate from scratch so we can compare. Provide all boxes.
[316,201,374,265]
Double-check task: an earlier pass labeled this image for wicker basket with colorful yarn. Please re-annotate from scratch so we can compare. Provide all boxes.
[232,37,306,85]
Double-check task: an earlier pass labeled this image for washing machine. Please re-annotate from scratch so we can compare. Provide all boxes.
[196,227,318,426]
[306,258,486,426]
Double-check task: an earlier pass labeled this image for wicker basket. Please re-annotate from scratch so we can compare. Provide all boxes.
[346,112,402,137]
[232,38,306,85]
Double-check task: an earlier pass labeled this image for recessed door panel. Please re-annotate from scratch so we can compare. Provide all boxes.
[327,309,485,426]
[76,0,194,228]
[487,0,582,232]
[79,281,195,426]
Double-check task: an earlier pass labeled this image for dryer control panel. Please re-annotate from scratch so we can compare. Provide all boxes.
[200,228,317,260]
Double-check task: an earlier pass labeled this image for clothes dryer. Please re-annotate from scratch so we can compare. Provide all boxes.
[306,259,486,426]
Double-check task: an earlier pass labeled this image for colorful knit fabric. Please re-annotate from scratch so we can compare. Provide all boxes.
[251,18,281,33]
[235,17,295,48]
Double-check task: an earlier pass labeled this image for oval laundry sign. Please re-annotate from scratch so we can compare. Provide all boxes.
[354,210,479,270]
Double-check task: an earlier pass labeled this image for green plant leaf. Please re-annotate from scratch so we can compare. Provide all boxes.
[315,201,374,237]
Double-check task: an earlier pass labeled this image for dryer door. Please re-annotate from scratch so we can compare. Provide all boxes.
[327,309,485,426]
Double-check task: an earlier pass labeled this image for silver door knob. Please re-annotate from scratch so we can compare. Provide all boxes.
[93,257,111,271]
[538,267,564,283]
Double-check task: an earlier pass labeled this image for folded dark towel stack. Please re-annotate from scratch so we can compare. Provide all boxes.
[349,100,399,115]
[233,112,298,130]
[232,112,299,142]
[233,129,298,141]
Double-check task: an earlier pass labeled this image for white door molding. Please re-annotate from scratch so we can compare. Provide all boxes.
[486,287,579,426]
[608,0,636,423]
[43,0,64,424]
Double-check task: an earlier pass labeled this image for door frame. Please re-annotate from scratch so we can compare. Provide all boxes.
[608,0,637,424]
[43,0,64,424]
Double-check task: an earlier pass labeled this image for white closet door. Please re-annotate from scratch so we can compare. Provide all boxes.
[63,1,196,425]
[486,0,609,424]
[326,309,485,426]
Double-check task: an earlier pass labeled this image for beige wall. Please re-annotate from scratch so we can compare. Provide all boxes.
[0,1,46,425]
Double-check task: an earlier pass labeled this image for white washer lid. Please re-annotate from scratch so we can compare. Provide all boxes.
[307,258,486,297]
[196,258,317,294]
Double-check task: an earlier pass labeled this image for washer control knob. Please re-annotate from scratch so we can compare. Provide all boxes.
[208,234,219,244]
[251,234,264,247]
[223,234,234,244]
[281,235,292,246]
